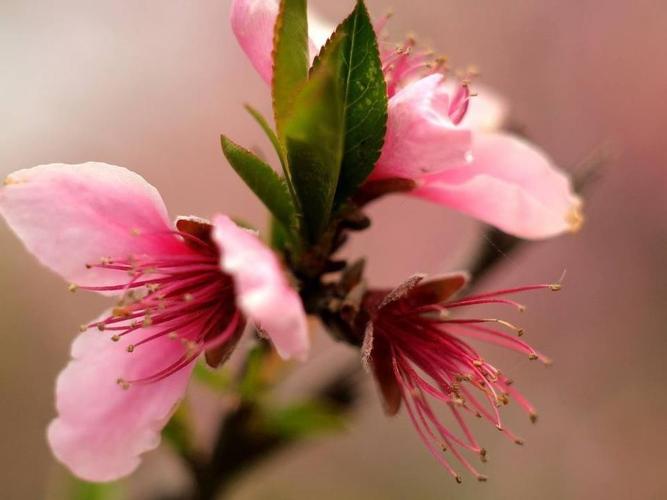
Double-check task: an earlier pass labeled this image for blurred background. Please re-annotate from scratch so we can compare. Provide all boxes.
[1,0,666,498]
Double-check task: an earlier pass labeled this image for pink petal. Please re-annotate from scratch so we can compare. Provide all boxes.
[373,75,472,180]
[47,316,193,482]
[230,0,327,84]
[230,0,280,84]
[0,163,183,287]
[211,215,309,360]
[413,133,583,239]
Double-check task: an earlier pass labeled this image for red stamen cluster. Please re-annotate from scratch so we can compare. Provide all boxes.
[76,227,242,388]
[365,278,557,482]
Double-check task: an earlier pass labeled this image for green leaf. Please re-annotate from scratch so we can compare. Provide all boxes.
[272,0,309,139]
[239,343,272,400]
[193,361,232,392]
[324,0,388,206]
[269,216,289,252]
[263,401,345,440]
[284,36,346,242]
[244,104,289,175]
[221,135,297,231]
[162,402,193,455]
[67,478,122,500]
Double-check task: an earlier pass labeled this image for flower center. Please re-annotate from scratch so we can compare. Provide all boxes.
[76,225,240,388]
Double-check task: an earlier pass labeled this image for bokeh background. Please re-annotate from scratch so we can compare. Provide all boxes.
[2,0,666,499]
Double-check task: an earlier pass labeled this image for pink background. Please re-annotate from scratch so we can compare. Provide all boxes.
[1,1,665,498]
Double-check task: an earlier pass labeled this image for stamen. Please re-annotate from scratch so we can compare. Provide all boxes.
[116,378,130,390]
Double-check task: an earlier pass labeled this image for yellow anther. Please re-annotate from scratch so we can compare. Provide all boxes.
[112,307,131,318]
[494,319,524,336]
[167,332,178,340]
[567,206,584,233]
[473,359,484,367]
[3,175,22,186]
[116,378,130,390]
[79,324,88,333]
[68,283,78,293]
[550,283,562,292]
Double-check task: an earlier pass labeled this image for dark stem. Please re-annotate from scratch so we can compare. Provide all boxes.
[174,155,604,500]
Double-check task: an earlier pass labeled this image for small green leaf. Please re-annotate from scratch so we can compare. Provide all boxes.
[284,36,346,242]
[162,402,193,455]
[272,0,309,139]
[240,343,272,400]
[263,401,345,440]
[244,104,289,176]
[269,216,289,252]
[67,478,122,500]
[323,0,388,206]
[221,135,297,231]
[193,361,232,392]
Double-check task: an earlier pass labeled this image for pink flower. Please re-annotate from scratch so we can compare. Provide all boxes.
[0,163,308,481]
[229,0,583,239]
[360,273,556,482]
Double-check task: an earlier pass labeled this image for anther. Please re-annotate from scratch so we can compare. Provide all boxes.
[530,412,538,424]
[549,283,562,292]
[97,323,106,332]
[68,283,78,293]
[79,324,88,333]
[111,335,121,342]
[167,332,178,340]
[183,293,194,302]
[477,475,488,482]
[127,344,135,353]
[112,307,131,318]
[566,206,584,233]
[528,354,539,361]
[116,378,130,390]
[480,448,488,463]
[514,438,525,446]
[455,475,463,484]
[473,359,484,367]
[130,227,141,236]
[494,319,524,336]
